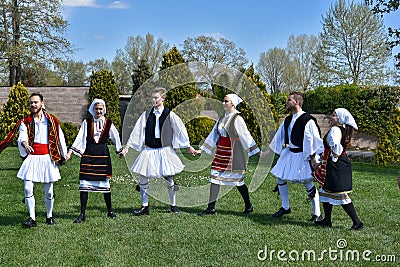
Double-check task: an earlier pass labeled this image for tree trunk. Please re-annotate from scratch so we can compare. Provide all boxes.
[9,0,21,86]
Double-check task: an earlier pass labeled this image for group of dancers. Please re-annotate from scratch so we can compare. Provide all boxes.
[0,89,363,230]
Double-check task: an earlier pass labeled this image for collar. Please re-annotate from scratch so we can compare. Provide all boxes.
[94,117,105,122]
[153,106,164,115]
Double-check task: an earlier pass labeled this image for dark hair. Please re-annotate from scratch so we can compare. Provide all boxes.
[344,125,354,148]
[30,92,43,101]
[289,91,304,107]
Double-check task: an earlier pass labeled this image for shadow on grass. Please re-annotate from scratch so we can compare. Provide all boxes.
[0,167,20,171]
[178,206,320,228]
[0,214,25,226]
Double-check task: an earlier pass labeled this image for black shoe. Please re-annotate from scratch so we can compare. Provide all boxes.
[107,211,117,219]
[46,217,56,225]
[272,207,291,217]
[315,218,332,227]
[132,206,149,216]
[351,222,364,231]
[309,214,323,222]
[23,217,37,227]
[73,214,86,223]
[243,205,254,215]
[170,206,179,214]
[197,208,216,216]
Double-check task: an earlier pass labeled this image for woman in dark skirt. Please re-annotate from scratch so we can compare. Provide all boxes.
[66,99,123,223]
[315,108,363,230]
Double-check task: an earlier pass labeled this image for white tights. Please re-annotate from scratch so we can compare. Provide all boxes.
[277,178,320,216]
[24,180,54,220]
[139,176,176,206]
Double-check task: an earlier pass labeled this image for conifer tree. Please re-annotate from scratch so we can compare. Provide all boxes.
[88,70,121,131]
[0,82,31,143]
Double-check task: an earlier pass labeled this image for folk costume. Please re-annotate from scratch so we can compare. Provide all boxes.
[0,111,67,226]
[269,110,323,220]
[199,94,260,215]
[69,99,122,222]
[127,106,191,214]
[315,108,363,230]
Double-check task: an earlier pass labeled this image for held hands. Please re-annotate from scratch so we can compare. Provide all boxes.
[188,146,197,157]
[310,155,320,170]
[65,150,72,161]
[120,146,129,158]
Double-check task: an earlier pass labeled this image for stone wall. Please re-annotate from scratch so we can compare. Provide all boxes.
[299,114,377,150]
[0,87,89,126]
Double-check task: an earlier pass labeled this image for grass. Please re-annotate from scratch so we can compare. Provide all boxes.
[0,147,399,266]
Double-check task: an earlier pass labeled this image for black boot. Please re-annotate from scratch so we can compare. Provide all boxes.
[315,202,332,227]
[198,201,216,216]
[104,193,116,218]
[342,203,363,230]
[237,184,253,214]
[133,206,149,216]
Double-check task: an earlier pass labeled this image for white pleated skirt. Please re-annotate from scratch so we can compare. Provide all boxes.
[209,169,245,186]
[79,179,111,193]
[131,146,184,178]
[270,148,314,183]
[17,154,61,183]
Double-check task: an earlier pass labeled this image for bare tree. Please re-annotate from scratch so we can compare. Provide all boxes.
[0,0,72,86]
[286,34,319,91]
[181,35,248,93]
[256,47,289,93]
[315,0,390,85]
[112,33,169,93]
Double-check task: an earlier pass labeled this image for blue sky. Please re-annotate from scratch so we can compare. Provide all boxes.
[62,0,399,66]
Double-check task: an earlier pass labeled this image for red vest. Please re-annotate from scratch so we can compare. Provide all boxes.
[0,112,63,162]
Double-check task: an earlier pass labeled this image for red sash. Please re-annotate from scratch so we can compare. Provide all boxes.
[31,143,50,155]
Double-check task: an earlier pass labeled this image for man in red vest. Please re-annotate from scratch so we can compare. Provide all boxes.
[0,92,68,227]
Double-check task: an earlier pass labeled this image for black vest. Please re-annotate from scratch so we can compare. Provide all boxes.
[284,113,320,152]
[145,107,173,148]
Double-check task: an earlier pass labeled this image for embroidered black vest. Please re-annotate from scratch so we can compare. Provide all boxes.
[284,113,320,152]
[145,107,173,148]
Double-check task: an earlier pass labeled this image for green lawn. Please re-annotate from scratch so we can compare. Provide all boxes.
[0,147,399,266]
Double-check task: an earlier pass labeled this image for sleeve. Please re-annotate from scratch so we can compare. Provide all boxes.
[200,121,219,155]
[58,126,68,157]
[269,122,285,155]
[109,123,123,152]
[69,120,88,157]
[303,119,324,161]
[17,122,29,158]
[126,112,147,152]
[235,116,260,156]
[327,126,343,162]
[169,112,190,149]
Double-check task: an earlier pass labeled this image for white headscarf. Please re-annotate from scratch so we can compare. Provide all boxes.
[335,108,358,130]
[226,94,243,108]
[89,98,107,117]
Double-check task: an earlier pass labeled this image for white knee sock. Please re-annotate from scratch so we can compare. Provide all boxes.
[44,183,54,218]
[139,176,149,206]
[277,179,290,210]
[164,176,176,206]
[304,181,321,216]
[24,181,36,220]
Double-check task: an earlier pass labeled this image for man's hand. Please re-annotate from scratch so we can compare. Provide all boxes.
[23,142,34,154]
